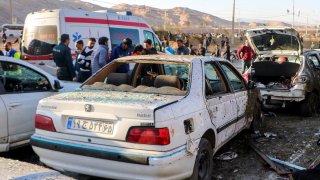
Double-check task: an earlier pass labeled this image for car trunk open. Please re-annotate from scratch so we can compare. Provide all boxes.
[252,61,300,90]
[246,28,303,90]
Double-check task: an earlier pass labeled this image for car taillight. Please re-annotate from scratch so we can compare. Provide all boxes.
[242,73,249,82]
[35,114,56,132]
[126,127,170,145]
[293,75,308,85]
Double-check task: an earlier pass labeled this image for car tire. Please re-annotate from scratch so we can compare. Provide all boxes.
[189,138,213,180]
[301,92,319,117]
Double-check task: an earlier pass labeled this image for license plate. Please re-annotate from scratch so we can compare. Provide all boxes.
[67,117,114,135]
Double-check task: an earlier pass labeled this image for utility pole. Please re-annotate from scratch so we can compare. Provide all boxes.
[231,0,235,45]
[163,10,167,31]
[10,0,13,24]
[238,8,241,34]
[305,15,308,35]
[292,0,294,28]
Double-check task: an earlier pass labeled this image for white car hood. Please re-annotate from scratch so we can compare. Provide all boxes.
[246,27,302,56]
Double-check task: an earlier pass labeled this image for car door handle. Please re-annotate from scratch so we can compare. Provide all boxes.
[8,102,22,108]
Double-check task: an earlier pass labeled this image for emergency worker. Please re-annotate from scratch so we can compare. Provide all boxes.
[110,38,132,73]
[4,42,20,59]
[52,34,76,81]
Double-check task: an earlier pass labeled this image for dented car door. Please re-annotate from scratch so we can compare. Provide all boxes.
[0,82,8,148]
[203,62,237,145]
[219,62,249,132]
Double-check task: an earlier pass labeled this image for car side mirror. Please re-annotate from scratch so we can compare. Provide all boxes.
[54,80,63,90]
[247,80,256,90]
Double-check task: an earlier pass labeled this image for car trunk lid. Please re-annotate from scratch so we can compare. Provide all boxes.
[246,27,302,56]
[38,90,183,141]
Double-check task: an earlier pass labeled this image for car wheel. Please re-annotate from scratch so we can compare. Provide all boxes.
[189,138,213,180]
[301,92,319,117]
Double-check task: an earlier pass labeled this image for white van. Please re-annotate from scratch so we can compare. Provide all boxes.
[1,24,23,37]
[21,9,162,64]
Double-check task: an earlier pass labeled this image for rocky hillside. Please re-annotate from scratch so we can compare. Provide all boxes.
[111,3,238,29]
[0,1,290,31]
[0,0,101,25]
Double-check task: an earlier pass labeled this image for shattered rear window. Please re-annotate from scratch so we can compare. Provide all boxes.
[252,33,300,52]
[82,60,190,96]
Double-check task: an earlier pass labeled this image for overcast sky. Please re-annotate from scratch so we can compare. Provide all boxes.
[81,0,320,25]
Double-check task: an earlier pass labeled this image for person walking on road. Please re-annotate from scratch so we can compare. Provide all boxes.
[237,40,254,74]
[4,42,20,59]
[212,44,221,57]
[223,42,231,62]
[197,43,206,56]
[2,29,7,44]
[110,38,132,73]
[92,37,109,74]
[76,38,96,82]
[52,34,76,81]
[176,39,190,55]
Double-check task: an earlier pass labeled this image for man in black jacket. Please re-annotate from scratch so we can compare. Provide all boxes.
[52,34,76,81]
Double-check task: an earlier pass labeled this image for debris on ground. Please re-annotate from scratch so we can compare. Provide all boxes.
[246,138,289,175]
[215,151,238,161]
[264,132,277,138]
[268,156,306,171]
[264,112,277,118]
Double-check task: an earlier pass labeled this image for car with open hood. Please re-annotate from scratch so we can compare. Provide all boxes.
[30,55,259,179]
[0,56,79,152]
[244,27,320,116]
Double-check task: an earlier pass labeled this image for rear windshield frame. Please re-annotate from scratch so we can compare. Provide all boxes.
[82,60,192,96]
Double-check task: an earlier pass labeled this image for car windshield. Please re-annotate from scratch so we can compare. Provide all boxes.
[251,33,300,52]
[82,60,190,96]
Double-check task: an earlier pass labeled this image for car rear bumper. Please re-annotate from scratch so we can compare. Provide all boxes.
[260,88,305,102]
[0,143,9,152]
[31,136,195,180]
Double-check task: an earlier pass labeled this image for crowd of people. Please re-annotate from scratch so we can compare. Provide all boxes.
[0,31,255,82]
[51,34,163,82]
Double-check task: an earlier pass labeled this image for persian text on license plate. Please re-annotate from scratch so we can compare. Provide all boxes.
[67,117,114,134]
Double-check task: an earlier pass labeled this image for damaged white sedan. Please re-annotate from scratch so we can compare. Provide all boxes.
[31,55,257,180]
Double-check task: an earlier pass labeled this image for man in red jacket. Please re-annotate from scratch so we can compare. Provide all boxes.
[237,40,255,73]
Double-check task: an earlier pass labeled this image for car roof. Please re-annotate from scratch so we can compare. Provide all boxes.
[115,55,227,63]
[246,26,295,32]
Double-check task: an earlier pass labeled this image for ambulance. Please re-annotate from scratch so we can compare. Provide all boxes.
[21,9,162,68]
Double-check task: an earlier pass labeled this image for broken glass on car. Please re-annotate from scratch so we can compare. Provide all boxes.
[82,60,190,96]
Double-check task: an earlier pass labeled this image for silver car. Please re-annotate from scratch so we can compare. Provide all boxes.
[245,27,320,116]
